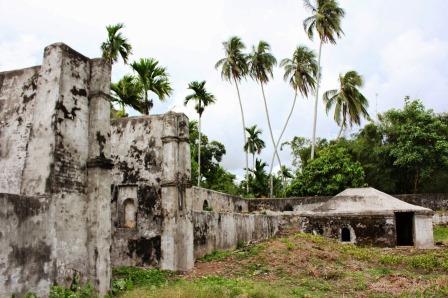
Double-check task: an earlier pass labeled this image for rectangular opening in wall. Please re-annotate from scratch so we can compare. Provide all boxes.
[395,212,414,246]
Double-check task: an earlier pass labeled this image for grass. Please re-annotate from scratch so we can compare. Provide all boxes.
[103,227,448,297]
[434,225,448,245]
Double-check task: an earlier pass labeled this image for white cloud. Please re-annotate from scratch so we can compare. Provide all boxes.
[1,0,447,178]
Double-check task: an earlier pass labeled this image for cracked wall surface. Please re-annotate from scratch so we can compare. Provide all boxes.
[0,43,111,297]
[111,113,194,272]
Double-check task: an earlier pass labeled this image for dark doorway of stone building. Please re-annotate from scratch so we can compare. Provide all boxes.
[395,212,414,246]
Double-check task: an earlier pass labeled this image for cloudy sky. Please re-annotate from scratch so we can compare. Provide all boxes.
[1,0,447,178]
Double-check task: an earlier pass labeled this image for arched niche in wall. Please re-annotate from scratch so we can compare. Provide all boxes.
[123,198,137,228]
[203,200,210,211]
[340,226,355,243]
[283,204,294,212]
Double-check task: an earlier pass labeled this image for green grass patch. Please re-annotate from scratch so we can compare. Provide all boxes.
[235,243,265,259]
[120,276,283,298]
[111,267,173,295]
[379,254,404,266]
[199,250,232,262]
[434,226,448,244]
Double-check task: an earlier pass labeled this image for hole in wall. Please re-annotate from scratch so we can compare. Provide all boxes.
[283,204,293,212]
[203,200,209,211]
[341,227,351,242]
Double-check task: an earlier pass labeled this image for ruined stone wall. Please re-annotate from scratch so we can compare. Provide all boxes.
[395,193,448,211]
[111,113,193,271]
[0,43,111,297]
[0,65,40,194]
[190,187,248,213]
[247,196,333,212]
[193,211,280,259]
[300,215,396,247]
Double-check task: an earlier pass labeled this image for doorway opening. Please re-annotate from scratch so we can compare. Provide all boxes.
[395,212,414,246]
[341,227,351,242]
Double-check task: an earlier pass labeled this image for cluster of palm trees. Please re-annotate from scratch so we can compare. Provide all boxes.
[102,0,371,197]
[102,23,173,116]
[215,0,370,196]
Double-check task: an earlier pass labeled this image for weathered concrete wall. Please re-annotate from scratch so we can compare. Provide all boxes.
[299,214,396,247]
[247,196,333,212]
[111,116,165,267]
[190,187,248,213]
[0,43,112,296]
[0,194,54,297]
[395,193,448,211]
[414,215,434,249]
[433,212,448,225]
[193,211,280,259]
[111,113,193,271]
[0,65,40,194]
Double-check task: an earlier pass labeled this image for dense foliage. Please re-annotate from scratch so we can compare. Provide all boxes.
[286,99,448,195]
[189,121,239,195]
[286,146,365,196]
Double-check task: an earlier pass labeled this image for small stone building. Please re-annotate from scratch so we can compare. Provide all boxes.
[301,188,434,248]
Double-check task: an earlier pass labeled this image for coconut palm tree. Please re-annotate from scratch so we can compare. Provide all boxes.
[244,125,266,171]
[303,0,345,159]
[247,41,283,174]
[268,46,318,197]
[245,158,269,198]
[184,81,216,186]
[111,75,144,115]
[101,23,132,65]
[279,165,293,190]
[131,58,173,115]
[323,71,370,139]
[215,36,250,192]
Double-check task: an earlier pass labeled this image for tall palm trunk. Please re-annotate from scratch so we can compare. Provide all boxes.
[233,77,249,193]
[260,83,283,174]
[198,113,202,187]
[337,123,344,140]
[269,91,298,197]
[144,90,150,115]
[253,154,255,172]
[310,39,323,159]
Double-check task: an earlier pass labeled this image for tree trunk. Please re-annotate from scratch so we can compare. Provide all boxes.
[198,113,202,187]
[336,124,344,140]
[311,39,323,160]
[337,114,346,140]
[253,154,255,172]
[260,83,282,170]
[233,77,249,193]
[144,90,149,115]
[269,91,298,197]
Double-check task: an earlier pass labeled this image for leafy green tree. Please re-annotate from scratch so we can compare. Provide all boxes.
[282,137,329,170]
[189,121,239,195]
[268,46,318,196]
[244,125,266,171]
[111,75,143,117]
[184,81,216,186]
[379,99,448,193]
[248,41,282,170]
[303,0,345,159]
[131,58,173,114]
[286,145,365,196]
[215,36,250,192]
[248,159,270,198]
[278,165,294,195]
[323,71,370,139]
[101,23,132,65]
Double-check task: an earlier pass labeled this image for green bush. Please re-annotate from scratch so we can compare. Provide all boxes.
[49,284,97,298]
[286,146,365,196]
[111,267,173,295]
